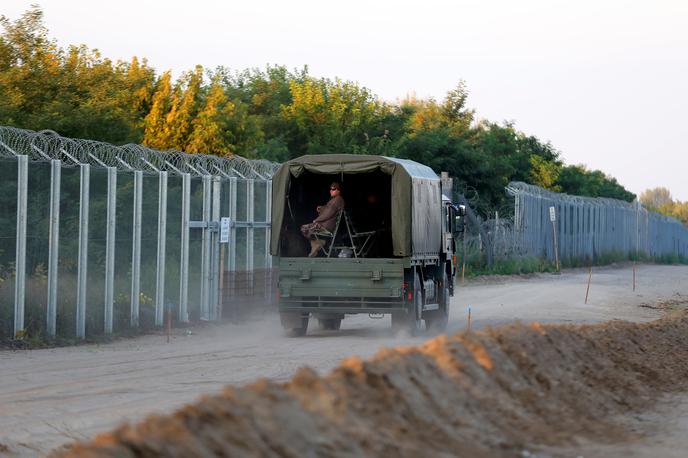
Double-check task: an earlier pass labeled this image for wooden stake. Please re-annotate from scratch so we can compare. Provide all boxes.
[467,306,472,332]
[585,266,592,304]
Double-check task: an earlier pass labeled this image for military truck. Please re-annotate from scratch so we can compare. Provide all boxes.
[271,154,462,336]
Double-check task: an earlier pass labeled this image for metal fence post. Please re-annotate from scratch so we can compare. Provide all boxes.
[46,159,61,337]
[155,171,168,327]
[14,155,28,338]
[266,180,273,270]
[227,177,238,319]
[211,176,221,320]
[179,172,190,322]
[229,177,237,273]
[247,179,255,296]
[76,163,90,339]
[200,175,212,320]
[265,180,273,306]
[130,171,143,327]
[104,167,117,334]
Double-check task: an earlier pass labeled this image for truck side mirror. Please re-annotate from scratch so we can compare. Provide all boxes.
[453,215,465,236]
[453,205,466,235]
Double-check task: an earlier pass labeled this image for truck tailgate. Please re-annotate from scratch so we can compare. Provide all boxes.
[278,257,404,299]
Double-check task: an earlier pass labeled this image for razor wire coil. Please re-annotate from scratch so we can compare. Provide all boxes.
[0,126,280,179]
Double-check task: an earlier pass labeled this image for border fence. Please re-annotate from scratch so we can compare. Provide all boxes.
[3,126,688,342]
[0,126,279,341]
[461,182,688,269]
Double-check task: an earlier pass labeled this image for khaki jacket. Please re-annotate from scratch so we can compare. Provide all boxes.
[314,195,345,232]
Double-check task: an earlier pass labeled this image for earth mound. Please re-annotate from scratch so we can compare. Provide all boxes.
[53,312,688,457]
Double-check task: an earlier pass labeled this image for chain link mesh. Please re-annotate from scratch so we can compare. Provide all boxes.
[0,125,278,341]
[455,181,688,270]
[504,181,688,262]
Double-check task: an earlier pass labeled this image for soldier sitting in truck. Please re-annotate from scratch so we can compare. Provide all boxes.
[300,181,345,257]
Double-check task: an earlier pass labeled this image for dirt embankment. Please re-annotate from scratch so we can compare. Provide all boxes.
[52,312,688,457]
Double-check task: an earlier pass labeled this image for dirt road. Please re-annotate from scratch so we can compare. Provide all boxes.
[1,263,687,456]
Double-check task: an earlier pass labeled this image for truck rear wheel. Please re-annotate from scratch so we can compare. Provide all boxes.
[280,312,309,337]
[425,269,449,332]
[392,272,423,335]
[318,318,342,330]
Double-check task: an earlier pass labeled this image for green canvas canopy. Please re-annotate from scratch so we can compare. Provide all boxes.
[270,154,441,257]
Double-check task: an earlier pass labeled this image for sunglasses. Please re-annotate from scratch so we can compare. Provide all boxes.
[330,187,338,191]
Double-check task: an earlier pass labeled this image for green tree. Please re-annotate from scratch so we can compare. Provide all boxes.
[216,65,307,159]
[53,46,151,142]
[1,6,637,215]
[529,155,561,191]
[440,81,475,133]
[0,6,155,143]
[0,6,60,128]
[556,165,635,202]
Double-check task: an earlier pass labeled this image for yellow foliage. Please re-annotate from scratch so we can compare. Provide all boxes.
[187,82,236,155]
[529,155,561,192]
[142,71,172,149]
[671,202,688,225]
[282,78,381,128]
[641,188,688,226]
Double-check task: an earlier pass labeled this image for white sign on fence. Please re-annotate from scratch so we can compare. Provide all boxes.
[220,217,230,243]
[549,206,556,222]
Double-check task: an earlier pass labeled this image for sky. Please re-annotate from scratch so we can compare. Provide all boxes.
[4,0,688,200]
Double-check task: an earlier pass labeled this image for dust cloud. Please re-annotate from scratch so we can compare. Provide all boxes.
[52,311,688,457]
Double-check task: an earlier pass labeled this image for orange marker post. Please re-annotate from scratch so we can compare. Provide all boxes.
[585,266,592,304]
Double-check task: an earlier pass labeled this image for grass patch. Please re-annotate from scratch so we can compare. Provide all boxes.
[457,244,688,278]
